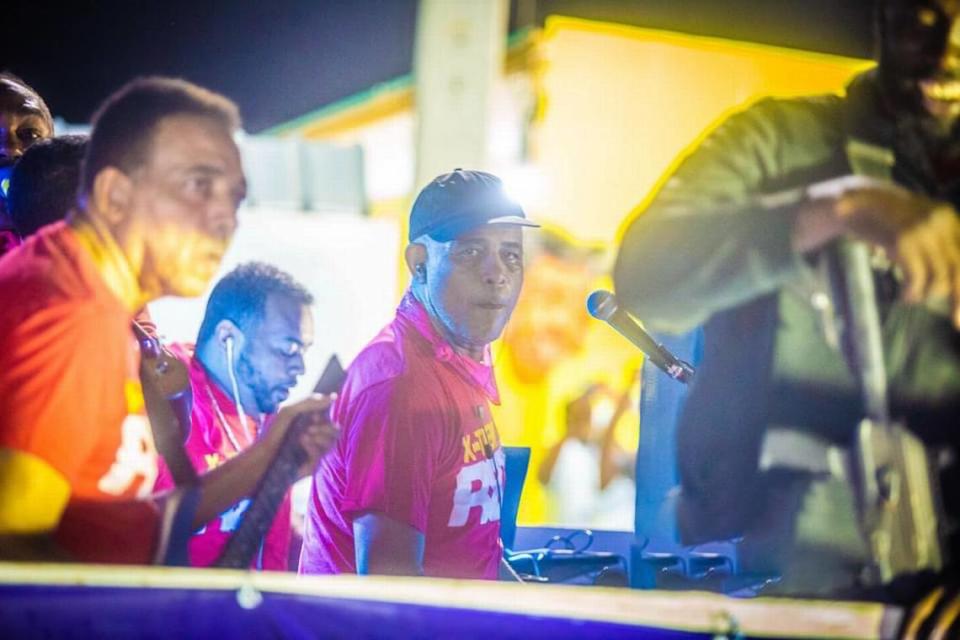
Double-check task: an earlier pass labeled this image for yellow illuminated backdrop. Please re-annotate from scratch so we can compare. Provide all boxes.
[532,16,873,245]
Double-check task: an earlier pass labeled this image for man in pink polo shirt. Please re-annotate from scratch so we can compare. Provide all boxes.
[300,169,538,579]
[155,262,315,570]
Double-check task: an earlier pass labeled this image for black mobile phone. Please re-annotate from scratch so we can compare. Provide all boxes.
[313,354,346,395]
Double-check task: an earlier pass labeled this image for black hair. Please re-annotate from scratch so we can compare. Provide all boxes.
[0,72,54,131]
[82,76,240,193]
[8,134,88,237]
[196,262,314,348]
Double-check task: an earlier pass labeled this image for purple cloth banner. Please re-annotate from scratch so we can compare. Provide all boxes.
[0,584,716,639]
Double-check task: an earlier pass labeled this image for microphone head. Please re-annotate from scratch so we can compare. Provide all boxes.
[586,289,619,322]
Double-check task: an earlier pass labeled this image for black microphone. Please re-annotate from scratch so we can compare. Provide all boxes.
[586,290,695,384]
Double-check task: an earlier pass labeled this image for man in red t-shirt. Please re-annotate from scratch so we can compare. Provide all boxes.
[155,262,315,570]
[300,169,538,579]
[0,77,335,563]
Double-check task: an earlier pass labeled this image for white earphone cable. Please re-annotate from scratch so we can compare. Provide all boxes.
[224,337,250,433]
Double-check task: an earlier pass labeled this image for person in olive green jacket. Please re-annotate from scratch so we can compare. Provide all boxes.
[615,0,960,597]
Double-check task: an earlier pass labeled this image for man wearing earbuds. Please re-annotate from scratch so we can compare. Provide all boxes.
[154,262,315,569]
[300,169,538,579]
[0,77,335,563]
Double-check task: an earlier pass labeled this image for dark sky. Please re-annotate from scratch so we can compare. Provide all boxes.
[3,0,419,132]
[3,0,873,133]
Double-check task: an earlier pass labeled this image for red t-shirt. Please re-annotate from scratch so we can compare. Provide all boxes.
[0,222,159,562]
[299,293,505,579]
[154,343,292,570]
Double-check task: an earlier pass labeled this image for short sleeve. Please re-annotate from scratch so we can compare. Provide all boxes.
[0,300,129,486]
[337,378,447,533]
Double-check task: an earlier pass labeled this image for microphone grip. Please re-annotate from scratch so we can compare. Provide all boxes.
[607,308,695,384]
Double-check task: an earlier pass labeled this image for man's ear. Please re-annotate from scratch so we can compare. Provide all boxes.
[214,319,245,357]
[90,167,135,226]
[404,242,428,279]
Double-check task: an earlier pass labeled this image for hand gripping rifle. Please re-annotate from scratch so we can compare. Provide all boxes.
[833,241,945,585]
[215,356,345,569]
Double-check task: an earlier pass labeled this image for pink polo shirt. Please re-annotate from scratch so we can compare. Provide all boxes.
[155,344,292,571]
[299,292,505,579]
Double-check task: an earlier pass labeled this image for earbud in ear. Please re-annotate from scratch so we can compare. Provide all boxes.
[223,334,235,363]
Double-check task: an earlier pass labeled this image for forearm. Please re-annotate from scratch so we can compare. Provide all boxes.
[362,551,423,576]
[537,441,565,485]
[354,512,425,576]
[193,438,276,529]
[598,404,630,490]
[615,198,807,332]
[614,96,846,331]
[599,451,625,490]
[190,397,336,530]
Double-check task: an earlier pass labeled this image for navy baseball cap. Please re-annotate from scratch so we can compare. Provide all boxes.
[408,168,539,242]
